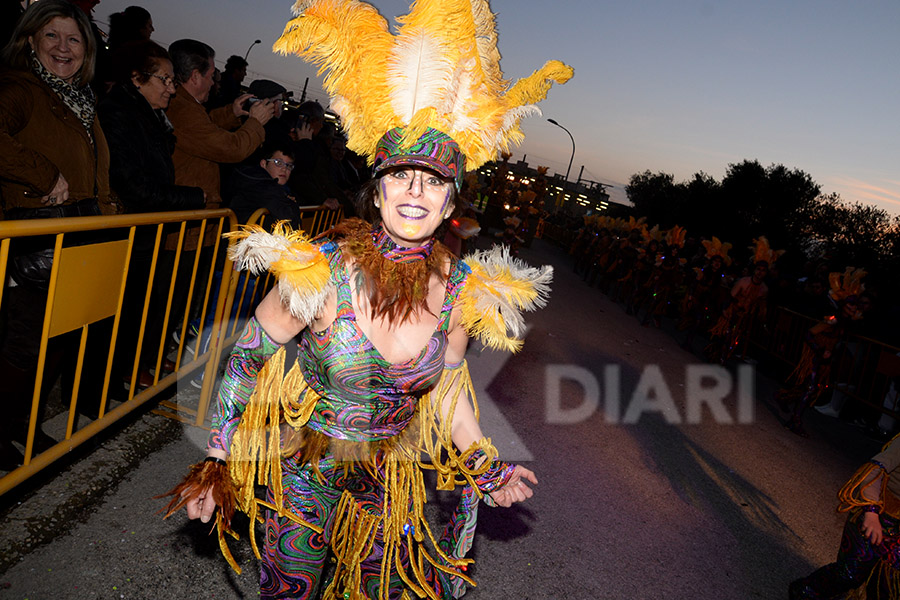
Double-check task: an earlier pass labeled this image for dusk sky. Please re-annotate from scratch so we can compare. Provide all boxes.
[95,0,900,213]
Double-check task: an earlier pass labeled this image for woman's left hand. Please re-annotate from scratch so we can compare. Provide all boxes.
[861,510,884,546]
[487,465,538,508]
[41,173,69,206]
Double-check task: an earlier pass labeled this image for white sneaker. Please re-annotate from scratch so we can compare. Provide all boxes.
[814,404,842,418]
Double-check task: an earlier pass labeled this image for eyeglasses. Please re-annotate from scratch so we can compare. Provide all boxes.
[266,158,295,171]
[144,72,176,88]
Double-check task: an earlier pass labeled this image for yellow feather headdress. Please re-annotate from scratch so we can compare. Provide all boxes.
[701,237,732,265]
[750,236,785,266]
[665,225,686,248]
[275,0,574,172]
[828,267,866,302]
[642,224,663,243]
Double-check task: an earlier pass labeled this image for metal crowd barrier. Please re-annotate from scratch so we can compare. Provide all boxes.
[0,206,341,497]
[747,306,900,420]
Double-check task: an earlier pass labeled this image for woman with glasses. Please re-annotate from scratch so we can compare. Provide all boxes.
[97,40,206,392]
[98,39,204,213]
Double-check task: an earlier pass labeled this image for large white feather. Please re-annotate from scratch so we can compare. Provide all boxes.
[500,105,541,137]
[387,29,456,122]
[443,58,480,133]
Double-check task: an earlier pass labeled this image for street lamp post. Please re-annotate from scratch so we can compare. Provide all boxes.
[547,118,576,210]
[244,39,262,61]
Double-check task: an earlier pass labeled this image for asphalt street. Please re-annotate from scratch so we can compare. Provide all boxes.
[0,238,884,600]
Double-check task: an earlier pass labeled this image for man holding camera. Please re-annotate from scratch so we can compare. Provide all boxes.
[166,39,276,222]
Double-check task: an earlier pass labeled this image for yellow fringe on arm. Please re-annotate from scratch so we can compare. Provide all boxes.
[838,462,887,514]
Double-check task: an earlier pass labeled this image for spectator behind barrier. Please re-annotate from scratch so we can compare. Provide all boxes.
[98,40,208,390]
[225,144,301,228]
[166,38,274,245]
[99,40,204,213]
[0,0,119,471]
[162,39,275,360]
[209,54,247,108]
[106,5,153,51]
[247,78,292,148]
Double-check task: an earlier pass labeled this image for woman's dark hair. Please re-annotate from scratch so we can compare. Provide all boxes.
[109,40,169,85]
[354,172,460,240]
[1,0,97,83]
[107,6,152,50]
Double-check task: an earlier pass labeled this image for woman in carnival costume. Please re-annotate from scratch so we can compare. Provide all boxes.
[705,236,782,364]
[790,433,900,598]
[162,1,573,599]
[777,267,865,438]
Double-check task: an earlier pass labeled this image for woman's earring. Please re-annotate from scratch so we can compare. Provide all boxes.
[374,198,381,209]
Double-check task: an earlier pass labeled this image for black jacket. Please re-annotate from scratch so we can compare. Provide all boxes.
[98,83,204,213]
[225,164,302,227]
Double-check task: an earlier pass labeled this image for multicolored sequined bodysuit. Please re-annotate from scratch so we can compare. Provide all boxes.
[298,240,464,442]
[198,219,551,600]
[210,238,473,600]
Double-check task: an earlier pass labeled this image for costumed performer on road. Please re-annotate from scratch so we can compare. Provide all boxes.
[790,433,900,598]
[161,0,573,598]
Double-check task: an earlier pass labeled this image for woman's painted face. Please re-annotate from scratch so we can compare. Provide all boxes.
[29,17,85,82]
[378,167,454,247]
[135,58,176,110]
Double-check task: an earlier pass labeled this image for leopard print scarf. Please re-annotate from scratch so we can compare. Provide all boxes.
[31,51,95,143]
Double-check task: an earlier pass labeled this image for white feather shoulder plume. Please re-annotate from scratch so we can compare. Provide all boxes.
[457,246,553,352]
[225,223,333,324]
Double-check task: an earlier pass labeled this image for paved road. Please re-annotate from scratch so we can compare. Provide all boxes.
[0,239,884,599]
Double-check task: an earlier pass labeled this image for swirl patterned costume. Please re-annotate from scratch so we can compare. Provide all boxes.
[184,221,552,600]
[790,435,900,598]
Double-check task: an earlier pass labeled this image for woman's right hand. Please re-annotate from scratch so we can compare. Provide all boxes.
[41,173,69,206]
[183,483,219,523]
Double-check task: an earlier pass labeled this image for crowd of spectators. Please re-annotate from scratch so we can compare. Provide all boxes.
[0,0,368,471]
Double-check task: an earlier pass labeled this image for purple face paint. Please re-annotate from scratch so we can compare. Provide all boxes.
[438,187,452,216]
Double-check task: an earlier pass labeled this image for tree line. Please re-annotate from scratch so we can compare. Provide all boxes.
[619,160,900,292]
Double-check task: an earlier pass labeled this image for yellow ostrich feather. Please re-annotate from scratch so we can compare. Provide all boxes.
[226,222,332,324]
[274,0,573,172]
[457,246,553,352]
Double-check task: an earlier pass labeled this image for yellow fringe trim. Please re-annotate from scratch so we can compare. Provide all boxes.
[836,462,900,517]
[221,353,491,598]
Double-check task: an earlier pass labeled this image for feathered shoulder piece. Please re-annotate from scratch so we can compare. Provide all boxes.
[225,222,333,324]
[457,246,552,352]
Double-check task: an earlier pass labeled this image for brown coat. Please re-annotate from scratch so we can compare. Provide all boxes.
[0,68,118,217]
[166,86,265,249]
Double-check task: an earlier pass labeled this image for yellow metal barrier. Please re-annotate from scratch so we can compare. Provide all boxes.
[0,209,235,495]
[748,306,900,420]
[189,205,343,428]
